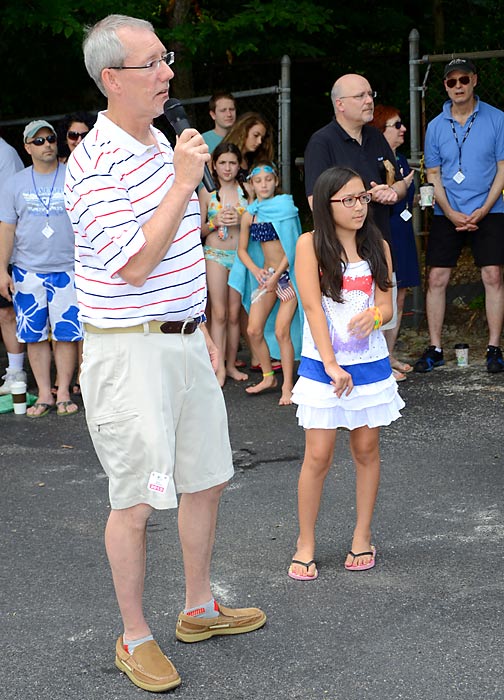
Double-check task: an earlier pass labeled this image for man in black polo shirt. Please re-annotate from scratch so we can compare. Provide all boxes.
[304,73,406,244]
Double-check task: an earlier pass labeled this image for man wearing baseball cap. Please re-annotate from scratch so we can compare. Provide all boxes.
[0,119,82,415]
[414,57,504,374]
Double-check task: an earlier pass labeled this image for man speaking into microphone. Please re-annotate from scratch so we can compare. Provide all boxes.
[65,14,266,694]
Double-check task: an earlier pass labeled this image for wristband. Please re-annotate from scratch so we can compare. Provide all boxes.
[370,306,383,330]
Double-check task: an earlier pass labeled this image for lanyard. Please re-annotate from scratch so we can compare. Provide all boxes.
[449,113,476,172]
[31,163,59,218]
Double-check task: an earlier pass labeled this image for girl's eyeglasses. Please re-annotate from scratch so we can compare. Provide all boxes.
[385,121,403,130]
[330,193,372,208]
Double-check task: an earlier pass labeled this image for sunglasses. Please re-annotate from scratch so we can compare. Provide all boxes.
[67,130,89,141]
[445,75,471,88]
[385,121,403,130]
[28,134,57,146]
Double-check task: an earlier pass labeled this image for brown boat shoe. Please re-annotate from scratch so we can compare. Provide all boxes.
[176,602,267,643]
[115,635,181,692]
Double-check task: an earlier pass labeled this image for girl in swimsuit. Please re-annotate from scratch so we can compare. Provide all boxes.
[238,162,301,405]
[199,142,250,386]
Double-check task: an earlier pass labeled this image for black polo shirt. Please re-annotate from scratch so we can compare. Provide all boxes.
[304,118,402,242]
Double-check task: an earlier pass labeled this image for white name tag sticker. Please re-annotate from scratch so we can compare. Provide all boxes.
[147,471,170,495]
[453,170,465,184]
[400,209,412,221]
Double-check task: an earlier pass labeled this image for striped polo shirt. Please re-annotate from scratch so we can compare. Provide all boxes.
[64,112,206,328]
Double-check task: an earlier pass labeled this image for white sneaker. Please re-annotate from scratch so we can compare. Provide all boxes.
[0,369,27,395]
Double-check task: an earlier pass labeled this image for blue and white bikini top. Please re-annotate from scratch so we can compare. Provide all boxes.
[249,219,279,243]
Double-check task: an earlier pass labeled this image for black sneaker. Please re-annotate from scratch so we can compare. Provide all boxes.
[486,345,504,373]
[413,346,444,373]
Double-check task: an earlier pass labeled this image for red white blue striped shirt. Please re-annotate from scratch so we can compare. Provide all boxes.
[64,112,206,328]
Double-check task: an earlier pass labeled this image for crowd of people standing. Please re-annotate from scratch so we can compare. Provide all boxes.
[0,13,503,694]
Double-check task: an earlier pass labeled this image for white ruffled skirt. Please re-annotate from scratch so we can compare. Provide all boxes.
[292,374,405,430]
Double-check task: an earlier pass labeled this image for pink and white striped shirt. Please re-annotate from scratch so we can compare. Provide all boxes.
[64,112,206,328]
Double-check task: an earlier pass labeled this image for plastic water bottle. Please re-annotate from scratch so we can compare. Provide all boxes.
[251,267,275,304]
[218,203,232,240]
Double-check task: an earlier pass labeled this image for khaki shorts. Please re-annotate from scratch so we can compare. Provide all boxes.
[81,328,234,510]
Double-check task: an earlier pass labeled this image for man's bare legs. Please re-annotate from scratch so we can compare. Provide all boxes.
[481,264,504,346]
[105,504,153,640]
[178,483,227,608]
[425,267,452,348]
[104,483,227,642]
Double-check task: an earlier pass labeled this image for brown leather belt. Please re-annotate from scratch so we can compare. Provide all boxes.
[84,316,204,335]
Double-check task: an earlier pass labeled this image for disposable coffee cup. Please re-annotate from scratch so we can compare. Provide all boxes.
[11,380,27,414]
[454,343,469,367]
[419,183,434,209]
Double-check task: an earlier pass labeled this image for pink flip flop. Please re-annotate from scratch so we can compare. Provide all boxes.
[344,545,376,572]
[288,559,319,581]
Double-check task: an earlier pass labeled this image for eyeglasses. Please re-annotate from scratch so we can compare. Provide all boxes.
[67,130,89,142]
[108,51,175,71]
[330,193,372,208]
[445,75,471,88]
[27,134,57,146]
[338,91,377,102]
[385,120,403,130]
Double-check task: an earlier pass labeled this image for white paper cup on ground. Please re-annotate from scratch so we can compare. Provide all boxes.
[11,380,27,414]
[454,343,469,367]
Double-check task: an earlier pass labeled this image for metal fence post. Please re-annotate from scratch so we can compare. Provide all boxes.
[409,28,423,322]
[280,55,291,193]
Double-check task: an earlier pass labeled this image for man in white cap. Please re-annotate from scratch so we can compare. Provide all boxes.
[0,119,82,416]
[0,133,26,394]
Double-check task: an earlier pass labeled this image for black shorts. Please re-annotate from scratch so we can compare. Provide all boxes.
[426,213,504,268]
[0,264,14,308]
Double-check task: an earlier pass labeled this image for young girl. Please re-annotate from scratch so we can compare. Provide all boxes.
[199,142,250,386]
[229,162,303,405]
[288,166,404,580]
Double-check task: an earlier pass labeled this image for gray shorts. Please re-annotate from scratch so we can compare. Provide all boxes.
[81,328,234,510]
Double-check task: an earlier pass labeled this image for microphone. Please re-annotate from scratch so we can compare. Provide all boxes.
[163,98,215,192]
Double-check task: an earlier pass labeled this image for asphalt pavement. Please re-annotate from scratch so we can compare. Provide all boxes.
[1,356,503,700]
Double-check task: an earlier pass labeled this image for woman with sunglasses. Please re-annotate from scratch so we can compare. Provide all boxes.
[370,105,420,380]
[57,111,96,164]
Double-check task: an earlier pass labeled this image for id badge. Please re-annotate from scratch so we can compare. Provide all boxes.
[400,209,412,222]
[453,171,465,184]
[42,223,54,239]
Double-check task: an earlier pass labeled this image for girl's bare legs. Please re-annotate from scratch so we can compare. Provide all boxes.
[274,296,298,405]
[346,425,381,567]
[290,428,337,577]
[226,288,248,381]
[245,292,278,394]
[206,259,230,386]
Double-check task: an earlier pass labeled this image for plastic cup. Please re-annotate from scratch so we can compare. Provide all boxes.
[419,183,434,209]
[454,343,469,367]
[11,380,27,414]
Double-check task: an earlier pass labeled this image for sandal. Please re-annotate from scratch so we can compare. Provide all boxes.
[344,545,376,572]
[56,400,79,416]
[27,402,53,419]
[288,559,319,581]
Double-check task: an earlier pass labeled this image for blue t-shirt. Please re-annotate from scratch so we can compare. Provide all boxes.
[0,164,75,273]
[202,130,223,154]
[424,98,504,215]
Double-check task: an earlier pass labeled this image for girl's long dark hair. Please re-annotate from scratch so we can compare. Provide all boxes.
[211,141,249,201]
[312,166,391,303]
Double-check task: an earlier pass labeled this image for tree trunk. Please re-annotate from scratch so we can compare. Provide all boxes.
[166,0,195,104]
[432,0,445,51]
